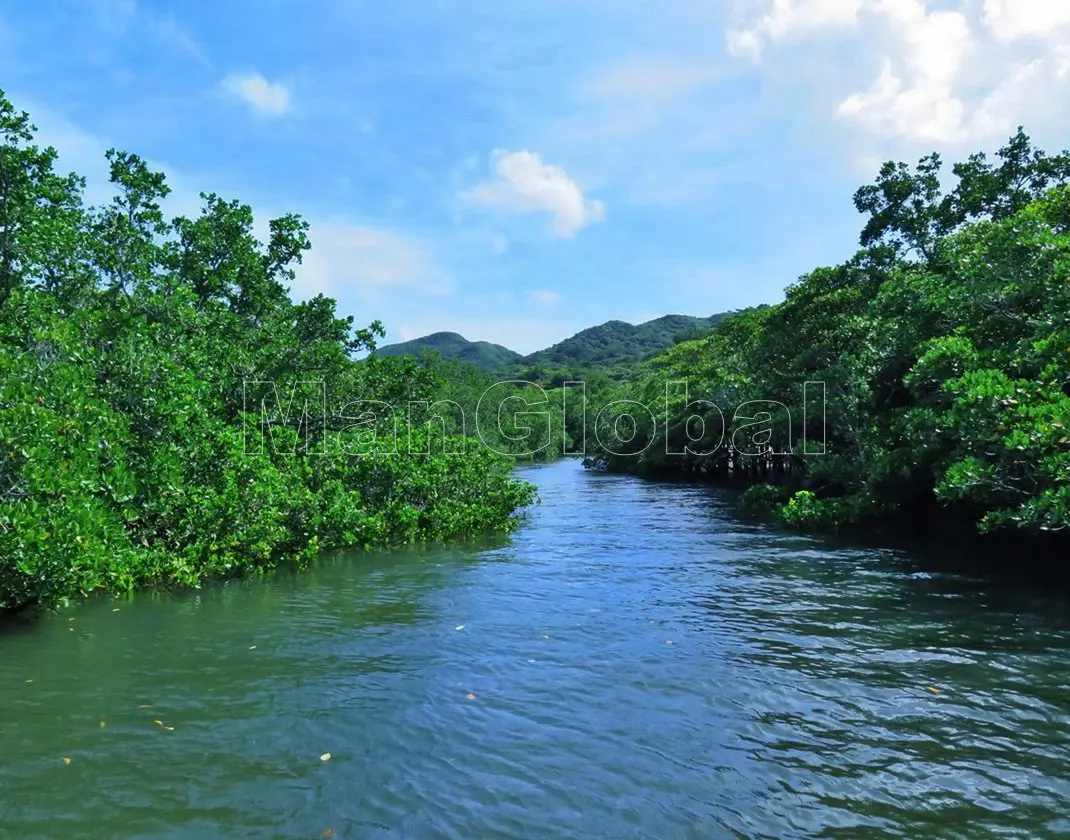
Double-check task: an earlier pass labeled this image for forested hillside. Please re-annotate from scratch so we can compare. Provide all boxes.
[0,90,537,612]
[521,313,729,370]
[586,129,1070,543]
[376,313,733,376]
[376,331,522,371]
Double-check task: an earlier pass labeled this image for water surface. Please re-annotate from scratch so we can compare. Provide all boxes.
[2,460,1069,838]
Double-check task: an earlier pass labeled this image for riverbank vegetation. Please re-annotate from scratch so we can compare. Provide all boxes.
[586,130,1070,542]
[0,90,537,613]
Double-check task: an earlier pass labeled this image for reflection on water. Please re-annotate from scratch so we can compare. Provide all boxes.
[2,459,1069,839]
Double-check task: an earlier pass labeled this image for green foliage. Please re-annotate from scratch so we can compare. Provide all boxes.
[0,89,536,612]
[738,483,795,513]
[588,130,1070,543]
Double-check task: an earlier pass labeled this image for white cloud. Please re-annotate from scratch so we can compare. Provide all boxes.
[728,0,862,59]
[733,0,1070,148]
[837,1,972,142]
[222,72,291,117]
[294,224,449,302]
[982,0,1070,41]
[467,150,604,237]
[528,289,561,305]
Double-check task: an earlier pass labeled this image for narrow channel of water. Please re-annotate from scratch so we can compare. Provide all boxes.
[2,459,1069,839]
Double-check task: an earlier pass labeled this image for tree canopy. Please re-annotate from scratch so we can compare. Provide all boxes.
[0,89,537,612]
[586,129,1070,542]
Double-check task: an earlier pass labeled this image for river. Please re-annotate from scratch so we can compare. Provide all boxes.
[2,459,1069,839]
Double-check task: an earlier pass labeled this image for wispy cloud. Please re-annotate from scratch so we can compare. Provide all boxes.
[294,224,450,302]
[583,60,716,101]
[222,72,291,117]
[529,289,561,305]
[465,149,605,237]
[89,0,206,62]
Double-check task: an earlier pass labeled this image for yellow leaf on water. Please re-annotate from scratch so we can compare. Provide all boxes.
[62,757,71,766]
[466,693,477,700]
[928,687,941,694]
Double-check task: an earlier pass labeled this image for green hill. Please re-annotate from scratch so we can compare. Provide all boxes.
[375,313,735,374]
[376,331,522,371]
[520,313,729,369]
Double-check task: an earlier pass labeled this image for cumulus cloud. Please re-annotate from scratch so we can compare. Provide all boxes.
[222,72,290,116]
[467,150,604,237]
[727,0,862,59]
[982,0,1070,41]
[838,2,973,142]
[730,0,1070,146]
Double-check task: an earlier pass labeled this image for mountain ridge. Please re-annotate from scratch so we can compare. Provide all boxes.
[376,313,732,372]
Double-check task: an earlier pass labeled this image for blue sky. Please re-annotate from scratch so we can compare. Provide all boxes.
[2,0,1068,352]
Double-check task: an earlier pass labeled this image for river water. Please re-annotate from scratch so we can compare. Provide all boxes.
[2,459,1069,839]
